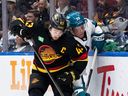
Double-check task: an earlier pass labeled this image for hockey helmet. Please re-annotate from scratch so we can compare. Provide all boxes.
[66,11,85,27]
[50,12,67,31]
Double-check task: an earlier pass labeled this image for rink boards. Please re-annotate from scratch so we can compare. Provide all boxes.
[0,52,53,96]
[0,52,128,96]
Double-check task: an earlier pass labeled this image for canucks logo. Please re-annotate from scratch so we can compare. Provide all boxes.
[38,45,62,65]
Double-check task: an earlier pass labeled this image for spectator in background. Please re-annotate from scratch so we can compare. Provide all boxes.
[0,0,18,30]
[94,0,106,20]
[1,0,18,52]
[116,0,128,32]
[94,0,117,26]
[35,0,50,29]
[7,0,18,24]
[26,9,39,22]
[12,35,33,52]
[69,0,80,10]
[6,0,23,52]
[93,0,108,25]
[114,0,128,19]
[16,0,36,14]
[0,29,16,52]
[56,0,73,15]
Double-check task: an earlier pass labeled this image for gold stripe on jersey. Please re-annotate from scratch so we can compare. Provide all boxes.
[32,62,71,73]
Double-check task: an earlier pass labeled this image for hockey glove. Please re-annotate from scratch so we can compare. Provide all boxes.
[91,32,106,52]
[21,21,34,39]
[57,70,80,86]
[10,18,25,36]
[10,19,34,39]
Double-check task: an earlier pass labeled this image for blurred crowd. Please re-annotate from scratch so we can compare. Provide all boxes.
[0,0,128,52]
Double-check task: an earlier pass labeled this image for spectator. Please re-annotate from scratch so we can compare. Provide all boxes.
[36,0,50,29]
[114,0,128,19]
[7,0,18,24]
[12,35,33,52]
[16,0,36,14]
[94,0,117,26]
[26,9,39,22]
[0,0,19,30]
[56,0,73,15]
[94,0,106,21]
[37,0,49,11]
[69,0,79,7]
[0,29,16,52]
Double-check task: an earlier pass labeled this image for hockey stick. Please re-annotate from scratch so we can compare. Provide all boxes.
[86,48,98,91]
[27,40,64,96]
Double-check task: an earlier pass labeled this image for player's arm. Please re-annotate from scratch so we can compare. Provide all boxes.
[70,41,89,74]
[10,18,35,39]
[56,39,89,86]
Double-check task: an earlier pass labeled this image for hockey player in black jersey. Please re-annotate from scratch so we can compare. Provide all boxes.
[10,12,89,96]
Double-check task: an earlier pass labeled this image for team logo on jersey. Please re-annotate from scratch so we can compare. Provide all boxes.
[38,45,62,65]
[31,78,39,84]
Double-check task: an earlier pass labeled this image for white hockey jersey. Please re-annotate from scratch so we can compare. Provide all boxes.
[74,18,102,49]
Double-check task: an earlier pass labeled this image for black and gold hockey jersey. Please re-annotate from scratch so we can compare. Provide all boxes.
[31,26,89,74]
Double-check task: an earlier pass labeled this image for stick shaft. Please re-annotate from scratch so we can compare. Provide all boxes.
[86,48,98,90]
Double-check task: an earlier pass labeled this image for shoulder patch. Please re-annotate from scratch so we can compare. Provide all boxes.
[38,36,44,43]
[32,78,39,84]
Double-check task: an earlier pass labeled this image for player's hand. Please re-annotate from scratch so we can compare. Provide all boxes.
[21,21,34,39]
[91,32,106,52]
[10,18,25,36]
[10,19,34,39]
[57,70,80,86]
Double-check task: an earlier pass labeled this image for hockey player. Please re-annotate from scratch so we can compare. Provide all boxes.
[66,11,103,48]
[10,12,89,96]
[66,11,105,96]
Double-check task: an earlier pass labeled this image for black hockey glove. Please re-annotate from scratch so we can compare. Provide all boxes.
[10,19,24,36]
[10,19,34,39]
[57,70,80,86]
[21,21,34,39]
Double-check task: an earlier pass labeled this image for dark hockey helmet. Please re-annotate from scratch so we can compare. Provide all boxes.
[50,12,67,31]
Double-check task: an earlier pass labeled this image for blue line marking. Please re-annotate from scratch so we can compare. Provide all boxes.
[0,52,34,56]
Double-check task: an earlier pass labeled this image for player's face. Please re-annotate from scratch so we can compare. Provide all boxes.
[72,25,85,39]
[49,27,63,40]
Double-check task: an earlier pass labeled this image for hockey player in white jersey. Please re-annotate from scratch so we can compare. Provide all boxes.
[66,11,104,48]
[66,11,105,96]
